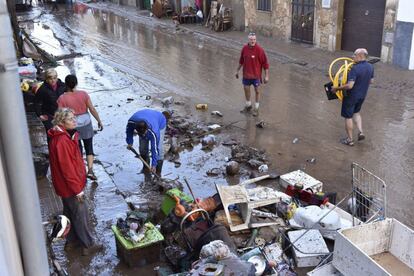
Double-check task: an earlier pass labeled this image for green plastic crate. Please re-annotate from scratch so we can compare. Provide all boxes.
[161,188,193,216]
[112,223,164,267]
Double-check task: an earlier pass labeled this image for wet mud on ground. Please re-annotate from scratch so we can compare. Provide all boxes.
[22,2,414,274]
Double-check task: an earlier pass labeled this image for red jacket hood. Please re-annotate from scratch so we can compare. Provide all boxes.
[48,125,78,139]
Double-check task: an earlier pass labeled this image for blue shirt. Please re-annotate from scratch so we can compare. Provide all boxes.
[126,109,166,165]
[347,61,374,100]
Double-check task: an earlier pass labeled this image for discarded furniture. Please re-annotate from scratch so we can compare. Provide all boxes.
[333,218,414,276]
[279,170,323,193]
[288,229,330,268]
[211,8,232,32]
[178,13,196,24]
[216,178,290,231]
[111,223,164,267]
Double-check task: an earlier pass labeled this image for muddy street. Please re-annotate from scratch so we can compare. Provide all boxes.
[24,2,414,274]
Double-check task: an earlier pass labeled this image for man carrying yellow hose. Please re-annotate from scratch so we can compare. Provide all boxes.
[332,48,374,146]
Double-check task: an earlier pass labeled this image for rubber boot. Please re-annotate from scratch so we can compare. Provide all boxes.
[156,160,163,176]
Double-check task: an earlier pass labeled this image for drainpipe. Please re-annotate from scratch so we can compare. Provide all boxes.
[0,0,49,275]
[0,153,24,276]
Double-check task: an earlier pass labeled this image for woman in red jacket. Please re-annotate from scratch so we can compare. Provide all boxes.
[48,108,101,256]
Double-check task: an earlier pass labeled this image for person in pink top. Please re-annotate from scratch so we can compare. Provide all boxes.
[57,75,103,181]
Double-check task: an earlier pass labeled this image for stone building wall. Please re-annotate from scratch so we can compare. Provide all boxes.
[314,0,341,51]
[243,0,291,40]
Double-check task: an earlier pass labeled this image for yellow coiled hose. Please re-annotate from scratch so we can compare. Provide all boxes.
[329,57,354,101]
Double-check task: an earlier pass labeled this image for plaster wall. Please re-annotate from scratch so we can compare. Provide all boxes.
[314,0,341,51]
[393,0,414,69]
[223,0,245,30]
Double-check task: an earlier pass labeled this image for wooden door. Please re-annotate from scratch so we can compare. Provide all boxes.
[342,0,386,57]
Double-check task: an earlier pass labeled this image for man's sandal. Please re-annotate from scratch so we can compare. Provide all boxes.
[358,132,366,141]
[340,138,354,146]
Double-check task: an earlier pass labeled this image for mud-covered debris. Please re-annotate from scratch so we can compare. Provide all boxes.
[201,134,216,149]
[173,161,181,168]
[174,101,185,105]
[248,159,264,169]
[256,121,265,128]
[207,167,221,176]
[258,164,268,173]
[231,145,267,164]
[169,137,180,154]
[162,96,174,107]
[156,178,183,190]
[222,139,238,146]
[164,245,187,266]
[226,161,240,176]
[211,110,223,117]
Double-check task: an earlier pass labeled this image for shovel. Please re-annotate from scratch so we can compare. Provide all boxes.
[128,147,161,179]
[238,173,280,186]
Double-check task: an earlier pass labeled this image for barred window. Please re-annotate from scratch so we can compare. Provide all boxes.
[257,0,271,11]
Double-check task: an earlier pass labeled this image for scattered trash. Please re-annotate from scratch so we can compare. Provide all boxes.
[290,205,353,240]
[161,96,174,106]
[208,124,221,131]
[225,161,240,176]
[173,161,181,168]
[252,209,279,219]
[248,159,264,169]
[196,103,208,110]
[164,245,187,266]
[201,134,216,149]
[211,110,223,117]
[222,139,238,146]
[307,158,316,164]
[247,255,266,276]
[126,98,134,102]
[207,167,221,176]
[256,121,265,128]
[292,137,299,144]
[258,164,268,173]
[145,95,151,100]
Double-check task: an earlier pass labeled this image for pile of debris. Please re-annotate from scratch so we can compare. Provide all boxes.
[104,163,413,276]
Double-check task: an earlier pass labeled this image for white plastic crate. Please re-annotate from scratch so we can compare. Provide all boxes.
[280,170,323,192]
[288,229,330,268]
[333,218,414,276]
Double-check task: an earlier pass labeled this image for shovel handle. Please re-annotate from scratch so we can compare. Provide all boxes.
[128,147,160,179]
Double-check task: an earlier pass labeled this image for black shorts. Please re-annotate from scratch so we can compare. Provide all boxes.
[79,138,94,156]
[341,97,365,119]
